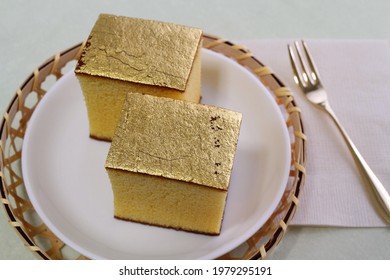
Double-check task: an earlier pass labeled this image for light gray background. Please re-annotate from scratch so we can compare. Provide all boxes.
[1,0,389,259]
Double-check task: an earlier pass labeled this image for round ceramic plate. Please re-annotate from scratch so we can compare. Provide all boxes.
[22,49,291,259]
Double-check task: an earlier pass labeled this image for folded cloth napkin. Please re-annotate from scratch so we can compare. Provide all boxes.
[239,40,390,227]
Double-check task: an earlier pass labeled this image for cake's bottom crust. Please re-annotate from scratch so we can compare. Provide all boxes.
[114,215,222,236]
[89,133,111,142]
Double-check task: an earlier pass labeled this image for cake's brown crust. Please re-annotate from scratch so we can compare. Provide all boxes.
[89,134,111,142]
[114,215,221,236]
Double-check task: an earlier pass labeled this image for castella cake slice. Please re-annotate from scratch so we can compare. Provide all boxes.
[75,14,202,141]
[105,93,242,235]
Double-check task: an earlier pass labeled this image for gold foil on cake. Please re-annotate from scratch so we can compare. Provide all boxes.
[75,14,202,91]
[105,93,242,190]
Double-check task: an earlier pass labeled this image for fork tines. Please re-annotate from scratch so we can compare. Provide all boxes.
[288,41,321,89]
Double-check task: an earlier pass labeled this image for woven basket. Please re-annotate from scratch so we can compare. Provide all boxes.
[0,34,306,260]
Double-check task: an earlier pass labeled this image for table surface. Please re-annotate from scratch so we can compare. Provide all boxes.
[1,0,389,260]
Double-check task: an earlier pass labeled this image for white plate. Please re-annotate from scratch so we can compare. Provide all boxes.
[22,49,290,259]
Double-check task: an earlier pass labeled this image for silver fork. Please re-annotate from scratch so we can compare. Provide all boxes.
[288,41,390,223]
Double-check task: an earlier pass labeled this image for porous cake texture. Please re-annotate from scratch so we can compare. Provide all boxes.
[75,14,202,141]
[105,93,242,235]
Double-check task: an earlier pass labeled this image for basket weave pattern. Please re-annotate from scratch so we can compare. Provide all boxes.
[0,35,306,260]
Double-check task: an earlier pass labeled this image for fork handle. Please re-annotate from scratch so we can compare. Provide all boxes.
[324,105,390,223]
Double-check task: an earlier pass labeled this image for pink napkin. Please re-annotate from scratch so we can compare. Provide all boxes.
[239,40,390,227]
